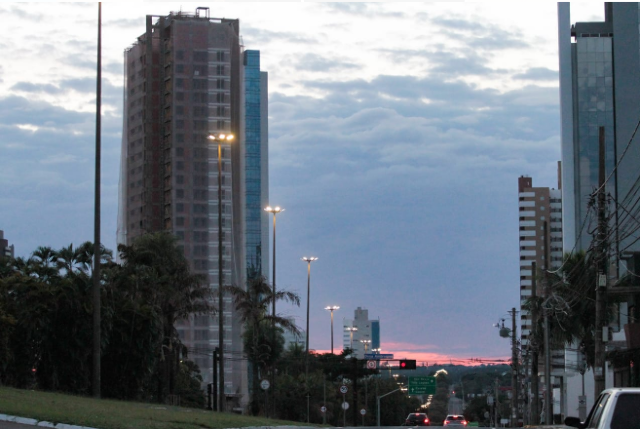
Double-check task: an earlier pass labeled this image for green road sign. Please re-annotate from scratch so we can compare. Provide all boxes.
[408,376,436,395]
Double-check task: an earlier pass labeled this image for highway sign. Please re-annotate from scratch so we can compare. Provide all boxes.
[364,353,394,359]
[340,385,349,394]
[260,379,270,390]
[408,376,436,395]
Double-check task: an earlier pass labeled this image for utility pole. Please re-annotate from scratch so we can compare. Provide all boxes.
[543,220,552,425]
[213,347,219,411]
[510,307,519,428]
[494,378,500,428]
[531,261,540,425]
[594,125,608,396]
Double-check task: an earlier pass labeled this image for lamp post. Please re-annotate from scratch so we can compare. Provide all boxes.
[264,205,283,416]
[302,257,317,368]
[345,326,358,350]
[264,206,284,319]
[208,132,234,412]
[360,339,371,357]
[325,306,339,354]
[302,256,317,424]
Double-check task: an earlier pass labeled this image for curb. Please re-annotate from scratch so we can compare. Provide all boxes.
[0,414,98,429]
[0,415,318,429]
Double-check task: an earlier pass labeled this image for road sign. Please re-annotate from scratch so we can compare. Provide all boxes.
[408,376,436,395]
[360,408,366,415]
[366,360,377,369]
[340,385,349,394]
[342,402,349,410]
[364,353,394,359]
[321,406,327,413]
[260,379,270,390]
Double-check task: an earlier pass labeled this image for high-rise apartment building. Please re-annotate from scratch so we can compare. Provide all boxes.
[117,8,269,408]
[343,307,380,358]
[517,171,563,349]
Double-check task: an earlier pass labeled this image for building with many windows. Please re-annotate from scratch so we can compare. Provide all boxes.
[518,170,563,349]
[117,8,268,410]
[343,307,380,358]
[557,1,640,417]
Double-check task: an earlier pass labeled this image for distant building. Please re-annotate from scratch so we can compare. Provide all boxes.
[343,307,380,358]
[117,8,269,409]
[517,169,563,349]
[0,230,14,258]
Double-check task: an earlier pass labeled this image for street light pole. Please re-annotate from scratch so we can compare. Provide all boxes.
[208,132,234,412]
[264,206,283,319]
[346,326,358,351]
[361,339,371,356]
[302,256,317,424]
[302,257,318,373]
[325,306,339,354]
[264,205,283,417]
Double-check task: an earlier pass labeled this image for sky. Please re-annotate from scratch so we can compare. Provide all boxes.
[0,2,606,366]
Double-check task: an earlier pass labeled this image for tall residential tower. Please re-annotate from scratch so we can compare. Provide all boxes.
[117,8,269,409]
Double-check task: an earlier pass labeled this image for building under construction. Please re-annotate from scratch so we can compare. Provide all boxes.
[117,7,269,410]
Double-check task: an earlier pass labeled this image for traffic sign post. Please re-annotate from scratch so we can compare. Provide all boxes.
[408,376,436,395]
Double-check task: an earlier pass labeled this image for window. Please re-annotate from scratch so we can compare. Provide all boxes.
[586,393,610,428]
[193,51,208,62]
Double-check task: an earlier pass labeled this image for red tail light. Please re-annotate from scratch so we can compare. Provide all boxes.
[424,418,429,423]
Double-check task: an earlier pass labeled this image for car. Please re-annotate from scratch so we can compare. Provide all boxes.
[444,414,468,426]
[404,412,430,426]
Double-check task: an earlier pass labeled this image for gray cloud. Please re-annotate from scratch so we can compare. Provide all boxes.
[106,17,144,29]
[514,67,559,81]
[242,27,320,45]
[295,53,359,72]
[431,16,529,50]
[321,3,406,19]
[10,82,63,95]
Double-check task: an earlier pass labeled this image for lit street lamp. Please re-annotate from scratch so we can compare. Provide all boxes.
[302,257,318,362]
[264,206,284,319]
[360,339,371,356]
[324,306,340,354]
[345,326,358,350]
[302,256,317,424]
[264,205,283,412]
[208,132,234,412]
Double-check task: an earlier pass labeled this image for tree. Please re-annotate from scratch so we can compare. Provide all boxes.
[226,275,300,415]
[114,232,213,403]
[524,251,599,368]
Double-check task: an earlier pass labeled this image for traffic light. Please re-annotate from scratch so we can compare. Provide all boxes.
[399,359,416,369]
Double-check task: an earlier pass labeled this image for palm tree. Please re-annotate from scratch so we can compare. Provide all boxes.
[116,232,213,402]
[226,275,300,415]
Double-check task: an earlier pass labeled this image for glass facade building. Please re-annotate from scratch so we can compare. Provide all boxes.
[559,3,640,274]
[243,50,269,279]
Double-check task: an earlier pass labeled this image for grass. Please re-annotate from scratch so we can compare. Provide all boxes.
[0,386,312,429]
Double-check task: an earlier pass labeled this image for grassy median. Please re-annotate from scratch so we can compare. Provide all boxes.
[0,386,310,429]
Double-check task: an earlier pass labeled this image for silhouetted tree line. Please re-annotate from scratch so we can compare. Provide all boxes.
[0,231,424,421]
[0,232,209,407]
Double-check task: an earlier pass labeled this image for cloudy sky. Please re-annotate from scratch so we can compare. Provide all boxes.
[0,2,604,365]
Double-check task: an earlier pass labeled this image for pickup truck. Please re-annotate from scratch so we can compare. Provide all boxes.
[565,388,640,429]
